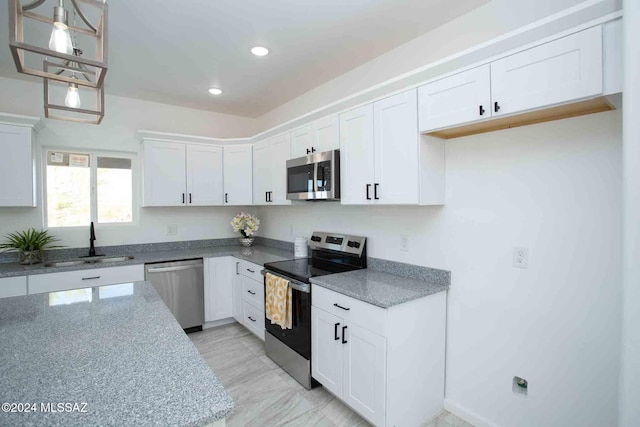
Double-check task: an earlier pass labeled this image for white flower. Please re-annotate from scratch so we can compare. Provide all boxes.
[231,212,260,237]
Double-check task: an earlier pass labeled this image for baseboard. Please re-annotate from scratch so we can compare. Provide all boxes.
[444,399,498,427]
[203,318,236,329]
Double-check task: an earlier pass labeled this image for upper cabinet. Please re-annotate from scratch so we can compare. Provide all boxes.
[223,145,253,206]
[419,25,616,138]
[253,133,291,205]
[291,115,340,158]
[340,89,444,206]
[142,140,223,207]
[0,114,41,207]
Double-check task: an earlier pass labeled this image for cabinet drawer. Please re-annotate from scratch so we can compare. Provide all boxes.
[0,276,28,298]
[28,265,145,294]
[240,260,263,282]
[312,284,387,336]
[242,300,265,340]
[241,275,264,310]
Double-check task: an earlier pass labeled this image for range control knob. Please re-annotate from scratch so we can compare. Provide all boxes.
[310,235,322,242]
[347,241,360,248]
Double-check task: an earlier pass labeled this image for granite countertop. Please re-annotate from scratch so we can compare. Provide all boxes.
[310,269,449,309]
[0,245,294,278]
[0,281,233,427]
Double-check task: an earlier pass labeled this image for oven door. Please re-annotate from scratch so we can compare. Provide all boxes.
[286,150,340,201]
[264,271,312,359]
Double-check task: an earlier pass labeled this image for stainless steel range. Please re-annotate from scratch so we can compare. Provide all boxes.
[263,232,367,389]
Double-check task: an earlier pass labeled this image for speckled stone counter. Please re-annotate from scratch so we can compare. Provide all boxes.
[310,269,449,308]
[0,281,233,427]
[0,245,294,279]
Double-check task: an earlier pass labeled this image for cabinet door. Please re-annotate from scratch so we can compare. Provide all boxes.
[0,124,35,207]
[204,257,234,322]
[252,140,272,205]
[418,65,491,132]
[186,144,223,206]
[339,104,375,205]
[290,124,314,158]
[311,307,344,397]
[269,133,292,205]
[343,323,387,427]
[231,259,243,322]
[142,140,186,207]
[491,26,603,116]
[223,145,253,205]
[0,276,27,298]
[313,115,339,153]
[374,89,420,205]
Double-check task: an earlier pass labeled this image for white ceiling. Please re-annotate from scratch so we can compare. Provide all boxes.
[0,0,489,118]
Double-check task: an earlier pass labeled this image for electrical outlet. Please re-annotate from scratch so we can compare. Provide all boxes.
[400,235,409,252]
[167,224,178,236]
[512,247,529,268]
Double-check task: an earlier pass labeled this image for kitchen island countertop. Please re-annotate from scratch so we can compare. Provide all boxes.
[0,281,233,427]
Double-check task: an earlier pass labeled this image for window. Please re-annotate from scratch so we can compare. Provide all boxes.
[45,150,135,227]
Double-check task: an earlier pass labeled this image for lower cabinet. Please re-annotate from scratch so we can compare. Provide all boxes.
[311,285,447,427]
[239,260,265,340]
[28,265,145,294]
[0,276,28,298]
[204,257,235,322]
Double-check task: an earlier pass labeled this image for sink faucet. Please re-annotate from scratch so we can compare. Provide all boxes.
[89,222,96,257]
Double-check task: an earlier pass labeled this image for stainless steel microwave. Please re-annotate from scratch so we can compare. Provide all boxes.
[286,149,340,201]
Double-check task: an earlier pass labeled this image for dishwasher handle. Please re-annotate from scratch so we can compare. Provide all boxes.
[146,264,203,274]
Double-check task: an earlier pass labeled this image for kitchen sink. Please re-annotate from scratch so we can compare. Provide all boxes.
[44,255,134,267]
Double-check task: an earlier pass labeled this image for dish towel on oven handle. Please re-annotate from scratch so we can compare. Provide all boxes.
[265,272,292,329]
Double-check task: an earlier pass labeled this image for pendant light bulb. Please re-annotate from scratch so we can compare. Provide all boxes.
[65,84,81,108]
[49,4,73,54]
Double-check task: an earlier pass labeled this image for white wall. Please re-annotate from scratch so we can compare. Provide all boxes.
[257,111,622,427]
[0,76,258,248]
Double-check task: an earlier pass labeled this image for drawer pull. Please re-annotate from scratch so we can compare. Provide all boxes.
[248,316,256,322]
[82,276,101,280]
[333,303,350,311]
[247,269,255,273]
[247,290,256,295]
[334,322,340,341]
[342,325,348,344]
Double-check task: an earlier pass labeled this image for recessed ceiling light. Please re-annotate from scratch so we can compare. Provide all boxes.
[251,46,270,57]
[208,87,222,95]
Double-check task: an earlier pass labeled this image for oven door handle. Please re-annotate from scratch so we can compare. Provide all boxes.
[263,269,311,293]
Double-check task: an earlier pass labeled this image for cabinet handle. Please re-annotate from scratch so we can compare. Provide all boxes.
[366,184,371,200]
[311,147,316,153]
[342,325,348,344]
[225,193,228,203]
[182,193,185,204]
[479,105,485,116]
[333,303,350,311]
[189,193,192,204]
[265,191,268,202]
[306,148,310,155]
[82,276,101,280]
[268,191,272,203]
[247,269,255,273]
[236,262,240,275]
[374,183,380,200]
[248,316,256,322]
[494,101,501,113]
[334,322,341,341]
[247,290,256,295]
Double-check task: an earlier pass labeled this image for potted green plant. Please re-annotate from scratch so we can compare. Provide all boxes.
[0,228,63,265]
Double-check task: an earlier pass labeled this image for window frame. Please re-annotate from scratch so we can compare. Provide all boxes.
[42,147,139,230]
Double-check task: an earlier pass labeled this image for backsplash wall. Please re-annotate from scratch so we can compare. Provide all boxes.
[257,111,623,427]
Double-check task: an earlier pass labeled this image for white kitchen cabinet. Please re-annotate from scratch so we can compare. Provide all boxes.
[491,26,603,117]
[0,121,38,207]
[142,140,187,207]
[186,144,223,206]
[341,89,428,205]
[238,260,265,340]
[290,115,339,158]
[223,144,253,206]
[204,257,234,323]
[0,276,28,298]
[28,265,145,295]
[312,284,447,427]
[231,259,243,322]
[418,65,491,132]
[252,134,291,205]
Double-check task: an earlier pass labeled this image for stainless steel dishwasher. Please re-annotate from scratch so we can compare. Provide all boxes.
[145,259,204,332]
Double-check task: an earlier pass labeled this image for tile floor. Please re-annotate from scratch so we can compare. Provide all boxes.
[190,323,473,427]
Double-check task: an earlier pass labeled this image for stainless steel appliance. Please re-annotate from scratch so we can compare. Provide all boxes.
[286,149,340,201]
[145,259,204,333]
[263,232,367,389]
